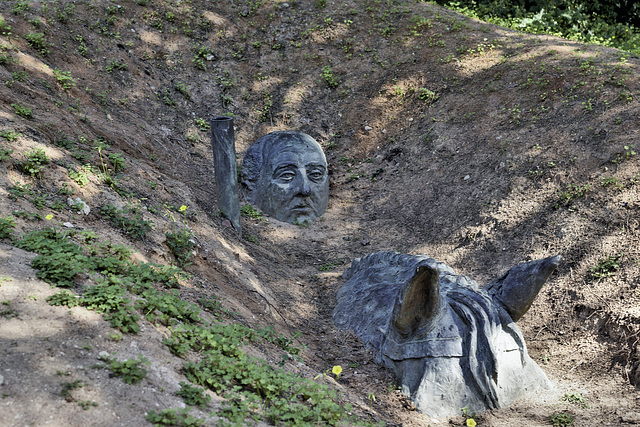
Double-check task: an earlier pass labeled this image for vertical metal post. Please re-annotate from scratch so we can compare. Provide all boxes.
[211,116,242,235]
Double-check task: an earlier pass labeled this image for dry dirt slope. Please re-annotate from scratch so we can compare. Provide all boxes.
[1,0,640,425]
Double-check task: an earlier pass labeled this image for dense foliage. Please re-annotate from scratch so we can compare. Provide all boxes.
[437,0,640,54]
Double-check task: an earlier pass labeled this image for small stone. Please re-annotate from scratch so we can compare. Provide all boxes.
[621,412,640,423]
[98,351,110,359]
[67,198,90,215]
[361,240,370,246]
[222,219,232,228]
[364,126,373,131]
[463,175,470,180]
[63,222,74,228]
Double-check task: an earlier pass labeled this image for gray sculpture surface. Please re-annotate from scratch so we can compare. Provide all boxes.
[333,252,561,417]
[241,131,329,223]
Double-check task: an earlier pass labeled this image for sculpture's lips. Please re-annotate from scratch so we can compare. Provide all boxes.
[291,204,312,213]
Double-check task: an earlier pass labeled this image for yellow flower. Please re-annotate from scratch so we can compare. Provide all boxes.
[331,365,342,379]
[45,214,54,220]
[466,419,477,427]
[179,205,188,212]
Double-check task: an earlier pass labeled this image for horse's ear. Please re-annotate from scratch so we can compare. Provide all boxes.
[392,265,443,337]
[485,255,562,322]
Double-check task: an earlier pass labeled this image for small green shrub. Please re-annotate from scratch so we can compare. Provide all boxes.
[134,288,201,325]
[322,65,340,89]
[417,88,439,102]
[102,355,149,384]
[146,408,204,426]
[105,60,128,73]
[100,204,154,239]
[563,391,589,408]
[69,165,92,186]
[31,250,90,287]
[108,153,125,172]
[61,379,84,400]
[590,253,623,279]
[240,204,264,220]
[166,228,195,267]
[0,130,20,142]
[175,81,190,99]
[53,69,76,90]
[176,382,211,407]
[0,216,16,240]
[0,146,13,162]
[0,16,12,35]
[192,45,214,70]
[550,412,574,427]
[194,118,209,131]
[22,148,50,177]
[23,32,49,55]
[12,103,33,119]
[46,290,81,307]
[11,1,31,15]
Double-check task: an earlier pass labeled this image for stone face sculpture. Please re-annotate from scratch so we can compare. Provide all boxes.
[241,131,329,224]
[333,252,561,417]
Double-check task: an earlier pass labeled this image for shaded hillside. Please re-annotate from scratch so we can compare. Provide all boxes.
[1,0,639,425]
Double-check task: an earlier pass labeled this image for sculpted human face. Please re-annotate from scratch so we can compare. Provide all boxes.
[258,142,329,223]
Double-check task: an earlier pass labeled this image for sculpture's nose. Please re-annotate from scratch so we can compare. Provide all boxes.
[298,175,311,196]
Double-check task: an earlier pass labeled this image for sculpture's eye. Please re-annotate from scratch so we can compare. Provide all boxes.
[275,170,295,183]
[307,169,325,183]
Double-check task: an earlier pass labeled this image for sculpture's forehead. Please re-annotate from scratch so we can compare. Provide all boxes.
[269,145,326,169]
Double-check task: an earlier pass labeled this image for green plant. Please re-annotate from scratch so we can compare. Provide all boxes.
[166,228,195,267]
[12,103,33,119]
[8,183,34,201]
[612,145,636,163]
[240,204,264,220]
[0,146,13,161]
[550,412,574,427]
[108,153,126,172]
[53,69,76,91]
[192,45,214,70]
[12,210,43,221]
[77,400,98,410]
[146,408,204,426]
[563,391,589,408]
[0,217,15,240]
[461,406,477,426]
[100,204,154,239]
[22,148,50,177]
[557,183,591,207]
[322,66,340,89]
[102,355,149,384]
[175,81,190,99]
[194,118,209,131]
[105,59,128,73]
[46,290,81,307]
[417,88,439,102]
[23,32,49,55]
[318,259,343,271]
[0,16,12,36]
[135,288,201,325]
[590,253,623,279]
[601,176,623,189]
[61,379,84,401]
[68,165,92,186]
[0,130,20,142]
[176,382,211,407]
